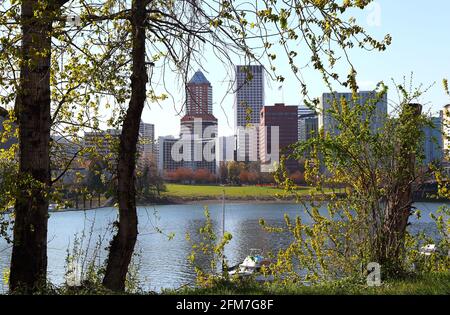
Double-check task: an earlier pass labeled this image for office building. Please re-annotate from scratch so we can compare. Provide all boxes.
[298,106,319,142]
[157,136,182,174]
[319,91,388,136]
[157,135,216,176]
[234,65,265,127]
[139,120,155,164]
[259,103,299,172]
[423,116,443,166]
[181,70,218,138]
[234,65,265,161]
[442,104,450,159]
[186,70,213,116]
[216,136,236,169]
[159,71,218,177]
[84,129,121,157]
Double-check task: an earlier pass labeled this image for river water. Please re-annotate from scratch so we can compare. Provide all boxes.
[0,202,445,292]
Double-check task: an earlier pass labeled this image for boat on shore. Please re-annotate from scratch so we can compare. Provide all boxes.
[228,249,274,282]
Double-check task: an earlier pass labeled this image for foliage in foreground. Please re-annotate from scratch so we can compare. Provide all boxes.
[181,80,449,295]
[1,0,393,292]
[8,271,449,295]
[166,272,450,296]
[264,81,450,282]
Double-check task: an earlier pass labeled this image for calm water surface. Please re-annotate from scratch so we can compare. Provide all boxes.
[0,202,444,292]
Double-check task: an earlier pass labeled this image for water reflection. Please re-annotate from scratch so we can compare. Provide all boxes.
[0,202,444,292]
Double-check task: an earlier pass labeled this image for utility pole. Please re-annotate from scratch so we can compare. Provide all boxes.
[221,189,226,272]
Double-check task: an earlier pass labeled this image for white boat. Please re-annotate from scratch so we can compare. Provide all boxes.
[220,195,274,282]
[419,244,437,256]
[228,249,274,282]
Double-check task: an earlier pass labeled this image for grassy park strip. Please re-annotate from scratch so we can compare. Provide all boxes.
[161,184,322,202]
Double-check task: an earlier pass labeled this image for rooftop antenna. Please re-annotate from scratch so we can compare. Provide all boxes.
[278,85,284,103]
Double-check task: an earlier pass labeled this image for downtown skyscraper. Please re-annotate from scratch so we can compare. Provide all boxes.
[181,70,217,138]
[234,65,265,127]
[234,65,265,161]
[185,70,213,116]
[158,70,217,177]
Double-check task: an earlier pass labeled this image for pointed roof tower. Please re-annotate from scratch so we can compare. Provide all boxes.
[188,70,210,85]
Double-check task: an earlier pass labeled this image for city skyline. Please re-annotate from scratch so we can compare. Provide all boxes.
[138,0,450,139]
[2,0,448,298]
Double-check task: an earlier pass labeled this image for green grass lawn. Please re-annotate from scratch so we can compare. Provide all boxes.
[42,272,450,295]
[162,184,314,200]
[166,272,450,295]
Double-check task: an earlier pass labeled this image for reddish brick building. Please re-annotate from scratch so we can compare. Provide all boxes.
[181,70,218,138]
[185,70,213,116]
[259,103,299,172]
[176,70,218,175]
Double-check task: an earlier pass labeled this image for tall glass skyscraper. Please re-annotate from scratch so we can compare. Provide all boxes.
[234,65,265,161]
[234,65,265,128]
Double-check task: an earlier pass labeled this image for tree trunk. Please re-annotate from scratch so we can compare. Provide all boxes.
[9,0,55,293]
[102,0,149,291]
[380,103,422,273]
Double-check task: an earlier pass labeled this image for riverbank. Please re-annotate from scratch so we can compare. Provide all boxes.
[165,198,297,205]
[166,272,450,295]
[47,183,446,211]
[50,197,449,210]
[46,196,303,213]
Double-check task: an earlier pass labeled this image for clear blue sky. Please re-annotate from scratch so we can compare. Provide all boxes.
[140,0,450,138]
